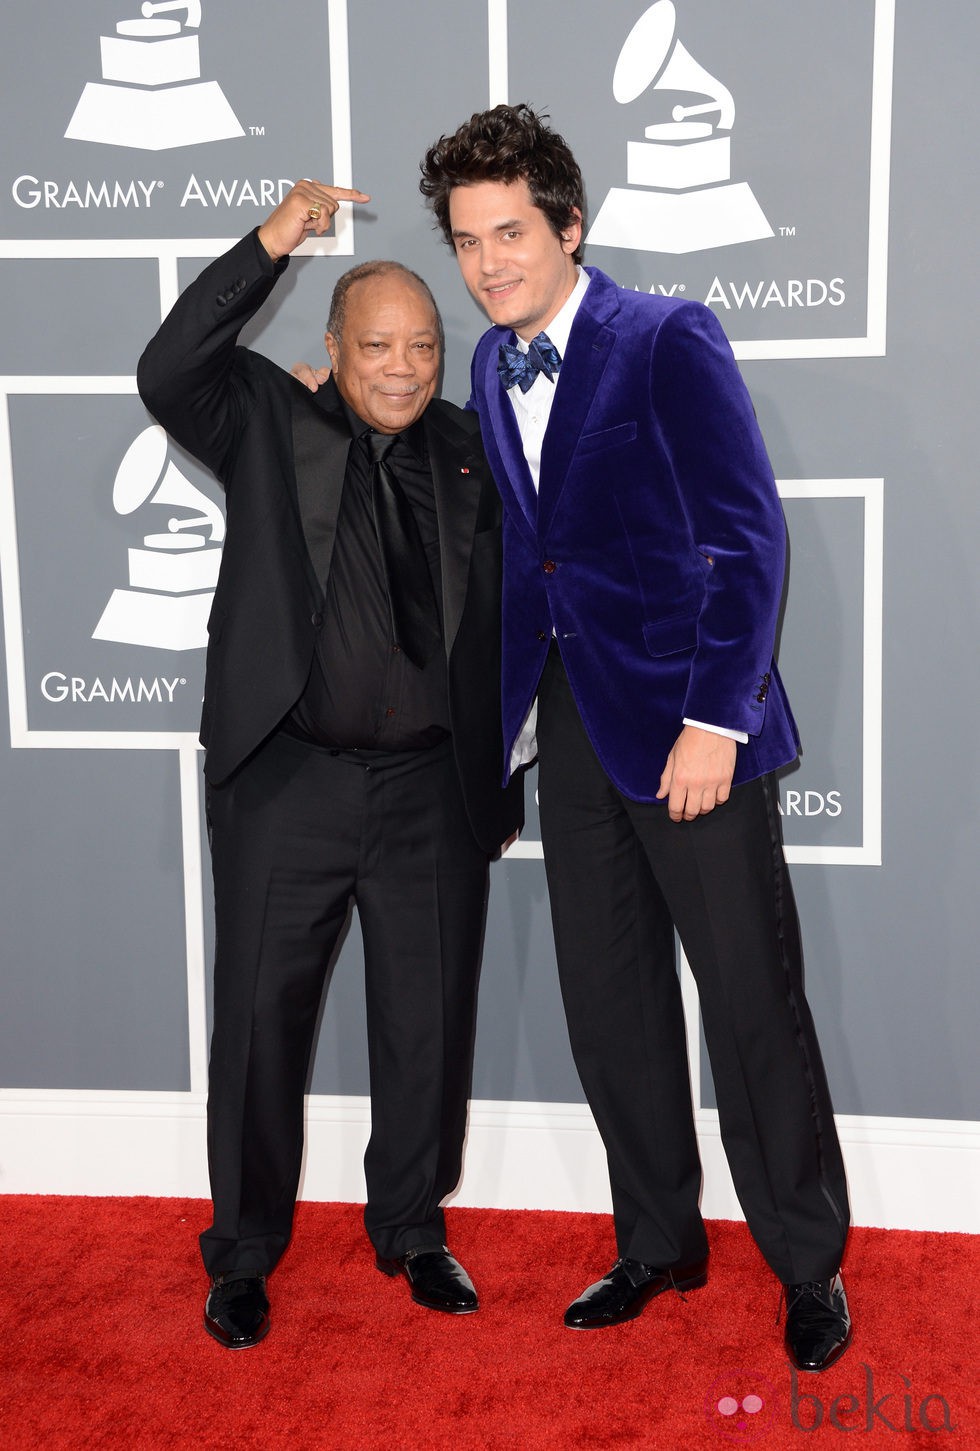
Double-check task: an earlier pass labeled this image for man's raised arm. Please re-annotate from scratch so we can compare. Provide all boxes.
[137,182,368,477]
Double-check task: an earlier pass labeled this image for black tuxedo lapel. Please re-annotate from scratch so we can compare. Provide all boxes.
[426,405,483,658]
[290,377,351,588]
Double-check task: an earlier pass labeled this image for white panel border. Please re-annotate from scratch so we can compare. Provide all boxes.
[487,0,895,361]
[778,478,883,867]
[0,0,355,265]
[0,381,203,753]
[1,1090,977,1235]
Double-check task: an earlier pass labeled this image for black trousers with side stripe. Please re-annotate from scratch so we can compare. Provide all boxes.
[535,646,849,1285]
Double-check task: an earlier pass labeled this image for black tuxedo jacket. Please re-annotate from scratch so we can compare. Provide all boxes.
[137,231,522,854]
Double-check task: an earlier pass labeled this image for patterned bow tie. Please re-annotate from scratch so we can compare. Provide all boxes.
[497,333,562,393]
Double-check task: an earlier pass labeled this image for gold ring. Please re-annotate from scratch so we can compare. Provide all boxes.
[308,205,322,220]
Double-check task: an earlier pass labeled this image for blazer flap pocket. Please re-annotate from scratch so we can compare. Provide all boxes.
[577,421,638,458]
[643,614,699,657]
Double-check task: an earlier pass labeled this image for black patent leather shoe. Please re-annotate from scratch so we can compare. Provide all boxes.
[204,1274,270,1349]
[784,1274,852,1372]
[375,1245,479,1314]
[564,1255,708,1329]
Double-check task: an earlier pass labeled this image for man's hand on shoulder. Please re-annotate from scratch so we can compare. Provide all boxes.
[291,362,330,392]
[656,725,737,823]
[257,180,370,263]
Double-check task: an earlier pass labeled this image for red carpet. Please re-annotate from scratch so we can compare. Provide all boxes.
[4,1197,976,1449]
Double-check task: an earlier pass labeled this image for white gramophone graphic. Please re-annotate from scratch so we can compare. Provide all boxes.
[65,0,244,151]
[586,0,773,254]
[93,425,225,651]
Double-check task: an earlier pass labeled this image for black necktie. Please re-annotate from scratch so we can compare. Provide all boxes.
[365,431,441,669]
[497,332,562,393]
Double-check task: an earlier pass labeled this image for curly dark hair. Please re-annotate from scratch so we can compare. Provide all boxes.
[419,103,586,264]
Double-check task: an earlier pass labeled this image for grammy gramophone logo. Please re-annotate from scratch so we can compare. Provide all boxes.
[586,0,773,255]
[65,0,244,151]
[93,425,225,652]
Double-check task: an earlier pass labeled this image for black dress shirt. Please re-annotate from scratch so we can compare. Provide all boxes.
[285,403,451,751]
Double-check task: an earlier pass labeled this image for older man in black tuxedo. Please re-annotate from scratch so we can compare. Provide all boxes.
[138,180,523,1348]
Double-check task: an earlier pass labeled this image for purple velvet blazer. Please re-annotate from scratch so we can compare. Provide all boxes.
[469,266,801,802]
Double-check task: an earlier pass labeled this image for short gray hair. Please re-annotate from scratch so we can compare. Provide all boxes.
[327,260,444,354]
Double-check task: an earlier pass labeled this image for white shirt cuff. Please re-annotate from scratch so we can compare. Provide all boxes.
[683,717,749,745]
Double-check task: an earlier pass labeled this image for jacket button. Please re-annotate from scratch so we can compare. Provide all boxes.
[542,559,556,574]
[311,612,323,628]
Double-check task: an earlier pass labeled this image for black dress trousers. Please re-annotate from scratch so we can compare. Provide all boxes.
[200,729,489,1276]
[535,645,849,1285]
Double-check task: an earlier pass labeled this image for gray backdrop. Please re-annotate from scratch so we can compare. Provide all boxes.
[1,3,977,1143]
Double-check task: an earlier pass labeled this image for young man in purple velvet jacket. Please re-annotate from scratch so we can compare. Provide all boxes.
[419,104,852,1371]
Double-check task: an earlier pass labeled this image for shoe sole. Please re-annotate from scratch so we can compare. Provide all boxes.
[410,1292,479,1314]
[203,1314,271,1349]
[564,1269,708,1330]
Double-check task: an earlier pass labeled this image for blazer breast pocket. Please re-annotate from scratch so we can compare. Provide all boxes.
[576,421,638,459]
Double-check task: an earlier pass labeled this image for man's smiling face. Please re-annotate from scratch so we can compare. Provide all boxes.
[449,177,581,341]
[325,273,440,434]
